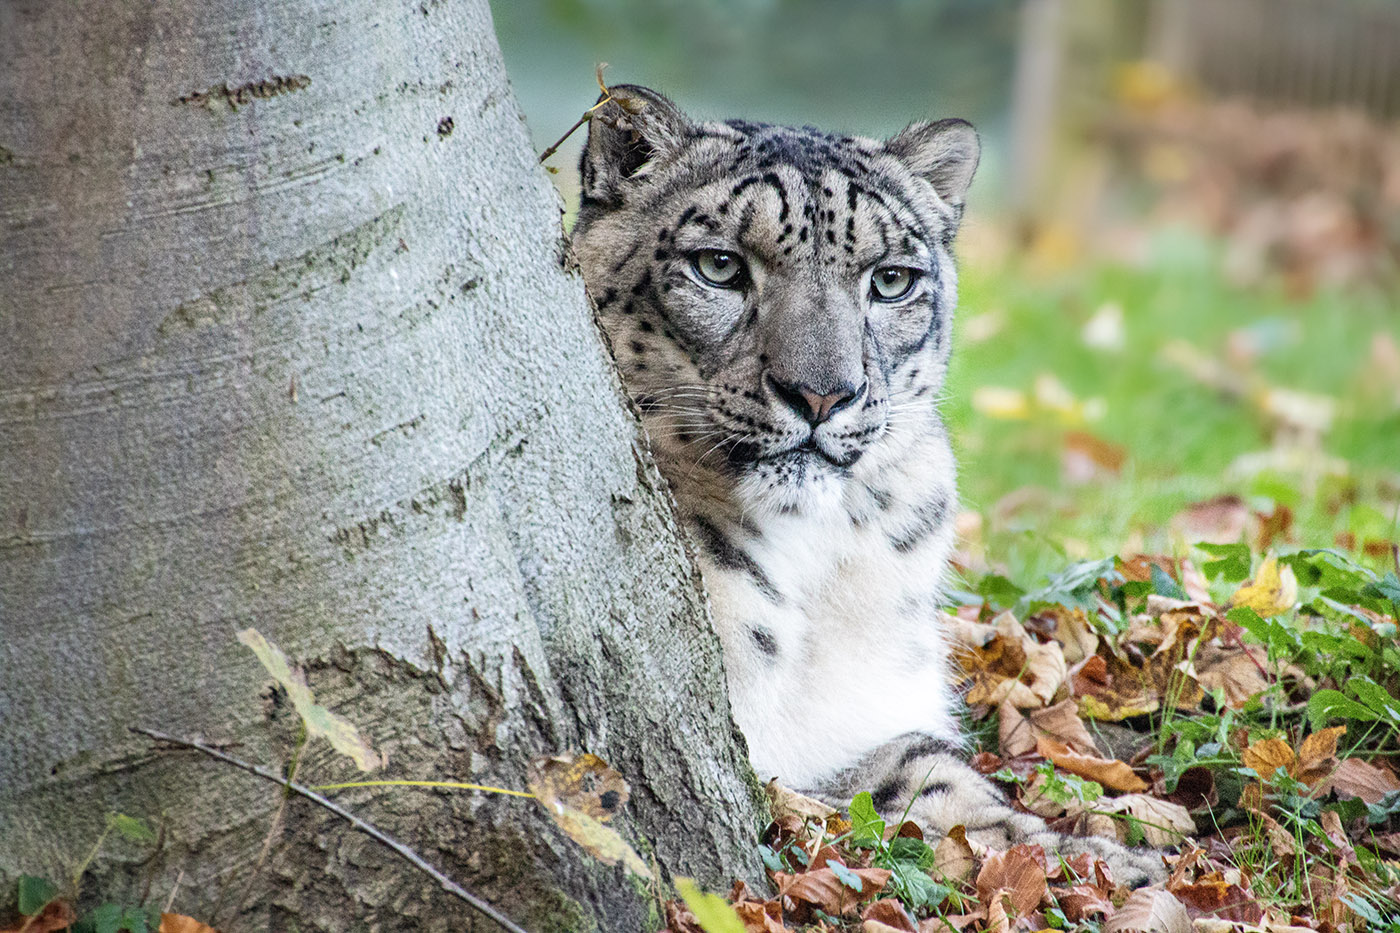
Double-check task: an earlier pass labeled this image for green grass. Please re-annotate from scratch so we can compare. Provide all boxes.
[946,227,1400,588]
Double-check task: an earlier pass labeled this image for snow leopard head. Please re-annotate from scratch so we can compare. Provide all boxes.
[572,85,978,516]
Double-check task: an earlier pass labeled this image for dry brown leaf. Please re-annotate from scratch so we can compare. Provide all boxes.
[765,780,837,825]
[982,892,1012,933]
[527,752,650,878]
[1194,643,1270,709]
[529,752,629,821]
[959,612,1067,709]
[934,824,979,881]
[1240,736,1294,781]
[776,866,890,915]
[1095,794,1194,847]
[918,909,985,933]
[1074,641,1202,721]
[1316,756,1400,803]
[0,901,77,933]
[975,844,1048,918]
[1027,605,1102,665]
[1169,495,1250,546]
[1057,884,1115,922]
[1251,808,1298,857]
[159,915,221,933]
[733,899,787,933]
[1037,736,1149,792]
[1029,699,1103,755]
[998,703,1037,758]
[1168,873,1264,923]
[861,898,918,932]
[1295,725,1346,787]
[1103,889,1192,933]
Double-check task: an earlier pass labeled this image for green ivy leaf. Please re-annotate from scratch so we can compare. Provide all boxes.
[17,876,58,916]
[847,791,885,847]
[829,861,864,893]
[1198,543,1251,582]
[1308,689,1381,729]
[1150,563,1188,600]
[107,813,155,843]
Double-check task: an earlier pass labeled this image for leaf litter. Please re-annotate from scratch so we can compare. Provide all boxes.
[661,544,1400,932]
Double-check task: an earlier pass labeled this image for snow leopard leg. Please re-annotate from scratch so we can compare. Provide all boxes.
[807,734,1167,888]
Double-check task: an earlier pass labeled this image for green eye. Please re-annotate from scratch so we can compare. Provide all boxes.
[691,250,746,288]
[871,266,918,301]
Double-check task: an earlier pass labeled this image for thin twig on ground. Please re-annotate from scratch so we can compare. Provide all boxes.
[131,727,532,933]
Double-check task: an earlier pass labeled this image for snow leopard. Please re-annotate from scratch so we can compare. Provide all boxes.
[571,85,1165,887]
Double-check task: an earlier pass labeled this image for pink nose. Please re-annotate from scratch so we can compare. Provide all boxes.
[767,376,864,425]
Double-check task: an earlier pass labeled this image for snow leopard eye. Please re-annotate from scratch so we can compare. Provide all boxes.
[871,266,919,301]
[690,249,746,288]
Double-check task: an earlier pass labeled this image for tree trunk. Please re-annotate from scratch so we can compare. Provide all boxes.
[0,2,763,930]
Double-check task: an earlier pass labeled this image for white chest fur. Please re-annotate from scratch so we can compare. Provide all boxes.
[700,487,960,790]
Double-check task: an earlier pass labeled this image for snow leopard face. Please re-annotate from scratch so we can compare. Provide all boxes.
[572,85,978,517]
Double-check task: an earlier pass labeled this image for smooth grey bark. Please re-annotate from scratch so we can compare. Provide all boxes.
[0,1,764,930]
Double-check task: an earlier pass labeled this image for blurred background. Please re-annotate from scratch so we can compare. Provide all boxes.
[492,0,1400,585]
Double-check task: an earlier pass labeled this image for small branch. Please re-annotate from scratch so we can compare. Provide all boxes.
[131,727,532,933]
[538,112,590,164]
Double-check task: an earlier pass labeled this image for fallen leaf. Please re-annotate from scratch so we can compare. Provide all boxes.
[1028,606,1101,665]
[1095,794,1194,847]
[1029,700,1103,755]
[1168,874,1264,923]
[1169,495,1250,546]
[862,899,918,932]
[1037,736,1149,792]
[765,780,837,825]
[159,914,221,933]
[237,628,382,771]
[528,752,650,879]
[975,844,1048,918]
[1316,756,1400,803]
[1103,889,1191,933]
[1295,725,1346,787]
[934,825,979,881]
[528,752,628,821]
[1229,556,1298,617]
[1241,736,1294,782]
[1194,643,1270,709]
[1250,808,1298,857]
[1057,884,1114,922]
[0,901,77,933]
[776,866,890,915]
[958,612,1066,709]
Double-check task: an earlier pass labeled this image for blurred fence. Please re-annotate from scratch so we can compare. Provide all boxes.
[1149,0,1400,118]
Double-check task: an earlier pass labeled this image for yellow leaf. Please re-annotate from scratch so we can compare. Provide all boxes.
[527,752,652,879]
[237,628,382,771]
[675,878,746,933]
[972,386,1030,420]
[1241,736,1295,781]
[1230,556,1298,617]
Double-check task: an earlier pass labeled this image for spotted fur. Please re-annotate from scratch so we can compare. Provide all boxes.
[572,85,1164,886]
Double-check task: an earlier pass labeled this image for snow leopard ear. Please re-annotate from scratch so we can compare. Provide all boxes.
[580,84,692,206]
[884,118,981,210]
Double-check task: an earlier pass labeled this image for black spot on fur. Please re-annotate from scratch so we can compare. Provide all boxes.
[750,626,778,657]
[918,781,953,797]
[691,515,781,602]
[888,489,951,553]
[897,736,959,768]
[870,778,904,812]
